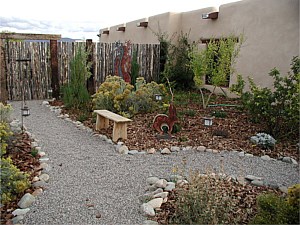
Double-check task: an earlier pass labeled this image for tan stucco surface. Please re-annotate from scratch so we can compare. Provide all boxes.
[99,0,299,90]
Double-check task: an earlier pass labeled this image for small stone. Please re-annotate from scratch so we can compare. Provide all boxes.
[147,148,156,154]
[153,192,168,199]
[164,182,175,191]
[212,149,219,154]
[128,150,139,155]
[196,146,206,152]
[154,179,167,188]
[17,193,35,209]
[42,101,49,105]
[282,157,292,163]
[163,197,168,203]
[161,148,171,154]
[146,177,160,185]
[206,149,213,153]
[177,179,188,187]
[38,151,46,157]
[118,145,129,154]
[251,180,264,187]
[267,181,279,189]
[12,208,30,216]
[32,176,39,182]
[142,220,159,225]
[141,203,155,217]
[261,155,271,161]
[147,198,163,209]
[279,186,288,194]
[11,215,24,224]
[31,142,38,148]
[291,158,298,165]
[245,175,262,181]
[32,180,47,188]
[32,188,43,196]
[245,153,254,157]
[39,157,49,162]
[170,146,180,152]
[39,173,50,182]
[95,212,101,218]
[238,151,245,157]
[237,176,246,185]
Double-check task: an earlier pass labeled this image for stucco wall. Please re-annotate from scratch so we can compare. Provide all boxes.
[99,0,299,90]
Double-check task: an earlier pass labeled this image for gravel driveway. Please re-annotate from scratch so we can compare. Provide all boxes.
[9,100,299,225]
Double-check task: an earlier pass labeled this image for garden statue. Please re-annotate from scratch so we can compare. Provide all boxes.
[153,103,178,136]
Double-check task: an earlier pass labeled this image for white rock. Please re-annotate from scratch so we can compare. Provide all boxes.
[142,220,159,225]
[42,101,49,105]
[245,175,262,181]
[32,176,39,182]
[153,192,169,199]
[118,145,129,154]
[238,151,245,157]
[146,177,160,185]
[165,182,176,191]
[128,150,139,155]
[196,146,206,152]
[261,155,271,161]
[12,208,30,216]
[38,151,46,157]
[147,148,156,154]
[147,198,163,209]
[163,197,168,203]
[161,148,171,154]
[39,173,50,182]
[245,153,254,157]
[170,146,180,152]
[32,188,43,196]
[291,158,298,165]
[31,142,38,148]
[141,203,155,217]
[177,179,189,187]
[17,193,35,209]
[154,179,167,188]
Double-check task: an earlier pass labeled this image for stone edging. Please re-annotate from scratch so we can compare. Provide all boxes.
[8,120,50,225]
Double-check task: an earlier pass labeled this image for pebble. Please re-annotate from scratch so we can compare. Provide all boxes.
[17,193,35,209]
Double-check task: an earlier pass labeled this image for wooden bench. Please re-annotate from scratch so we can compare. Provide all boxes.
[94,110,132,142]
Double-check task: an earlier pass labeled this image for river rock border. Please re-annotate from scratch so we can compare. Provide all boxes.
[8,119,50,225]
[139,170,292,224]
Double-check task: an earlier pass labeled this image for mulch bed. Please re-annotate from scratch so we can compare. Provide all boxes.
[1,132,41,225]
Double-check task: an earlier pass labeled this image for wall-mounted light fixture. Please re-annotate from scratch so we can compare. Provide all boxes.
[137,21,148,27]
[116,26,126,32]
[202,12,219,20]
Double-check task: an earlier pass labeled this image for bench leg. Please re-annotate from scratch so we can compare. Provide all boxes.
[112,122,128,142]
[95,114,109,130]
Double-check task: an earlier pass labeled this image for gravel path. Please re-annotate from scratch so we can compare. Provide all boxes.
[9,100,299,225]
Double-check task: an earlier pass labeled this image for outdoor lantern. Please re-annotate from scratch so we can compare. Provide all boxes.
[21,105,30,117]
[154,94,163,101]
[203,116,214,126]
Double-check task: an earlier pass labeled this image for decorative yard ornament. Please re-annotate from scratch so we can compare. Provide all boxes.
[113,40,131,83]
[153,103,178,135]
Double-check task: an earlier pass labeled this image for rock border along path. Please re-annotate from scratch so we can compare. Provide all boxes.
[8,100,299,225]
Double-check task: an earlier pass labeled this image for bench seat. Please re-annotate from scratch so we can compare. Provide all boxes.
[94,110,132,142]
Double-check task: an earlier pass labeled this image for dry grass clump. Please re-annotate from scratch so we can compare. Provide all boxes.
[154,169,281,224]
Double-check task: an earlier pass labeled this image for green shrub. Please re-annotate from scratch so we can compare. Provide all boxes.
[231,56,300,140]
[92,75,134,115]
[92,76,167,117]
[250,190,299,224]
[0,103,13,122]
[62,44,91,110]
[211,110,227,118]
[170,171,239,224]
[0,122,12,156]
[0,157,30,204]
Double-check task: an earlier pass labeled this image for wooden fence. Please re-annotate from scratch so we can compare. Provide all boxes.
[3,41,160,100]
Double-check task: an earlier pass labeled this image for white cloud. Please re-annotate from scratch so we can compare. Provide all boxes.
[1,0,241,41]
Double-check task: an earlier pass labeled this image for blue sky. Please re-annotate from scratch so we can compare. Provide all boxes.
[0,0,240,41]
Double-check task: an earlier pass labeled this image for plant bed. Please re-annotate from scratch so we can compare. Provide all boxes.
[53,92,299,162]
[0,132,41,224]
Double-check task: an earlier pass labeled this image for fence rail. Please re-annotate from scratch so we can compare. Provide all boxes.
[3,41,160,100]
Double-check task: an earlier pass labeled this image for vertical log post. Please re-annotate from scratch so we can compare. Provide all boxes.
[0,39,8,103]
[86,39,95,95]
[50,40,59,99]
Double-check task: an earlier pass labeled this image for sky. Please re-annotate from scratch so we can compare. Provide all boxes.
[0,0,241,41]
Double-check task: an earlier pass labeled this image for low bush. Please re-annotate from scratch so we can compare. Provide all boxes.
[250,184,300,224]
[230,56,300,140]
[170,171,240,224]
[0,157,30,204]
[0,122,12,156]
[0,103,13,122]
[92,76,167,117]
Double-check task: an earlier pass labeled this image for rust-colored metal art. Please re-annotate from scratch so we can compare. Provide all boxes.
[153,103,178,135]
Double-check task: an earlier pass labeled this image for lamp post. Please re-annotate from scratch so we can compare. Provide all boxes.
[203,116,214,145]
[154,94,163,101]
